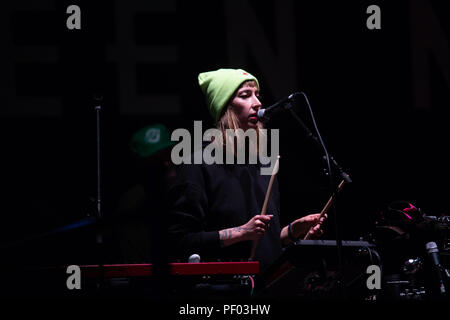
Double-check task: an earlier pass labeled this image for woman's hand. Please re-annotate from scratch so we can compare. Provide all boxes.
[240,214,273,241]
[219,214,273,247]
[295,213,327,239]
[280,213,328,245]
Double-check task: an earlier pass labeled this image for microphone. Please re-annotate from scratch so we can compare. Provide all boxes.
[257,92,299,122]
[425,241,447,295]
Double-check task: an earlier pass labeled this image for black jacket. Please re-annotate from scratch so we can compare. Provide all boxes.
[167,152,282,272]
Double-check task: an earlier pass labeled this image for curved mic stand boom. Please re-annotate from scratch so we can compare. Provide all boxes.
[288,92,352,295]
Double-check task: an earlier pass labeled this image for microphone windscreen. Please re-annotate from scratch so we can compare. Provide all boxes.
[426,241,438,253]
[188,254,201,263]
[257,109,266,120]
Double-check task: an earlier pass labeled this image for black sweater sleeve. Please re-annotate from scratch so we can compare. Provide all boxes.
[167,163,220,260]
[167,158,282,268]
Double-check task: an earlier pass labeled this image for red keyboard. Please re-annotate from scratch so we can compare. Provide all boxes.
[80,262,260,278]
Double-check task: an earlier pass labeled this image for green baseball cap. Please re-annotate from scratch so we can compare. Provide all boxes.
[130,124,175,158]
[198,68,259,122]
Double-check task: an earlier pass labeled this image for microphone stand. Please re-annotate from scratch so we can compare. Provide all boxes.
[94,95,105,290]
[287,93,352,297]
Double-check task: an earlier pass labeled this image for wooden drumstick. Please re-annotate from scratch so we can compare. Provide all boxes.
[249,156,280,261]
[303,179,345,240]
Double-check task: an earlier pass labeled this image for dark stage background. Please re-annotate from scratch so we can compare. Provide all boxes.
[0,0,449,268]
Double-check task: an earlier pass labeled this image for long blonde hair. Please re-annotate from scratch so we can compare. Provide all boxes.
[216,80,265,161]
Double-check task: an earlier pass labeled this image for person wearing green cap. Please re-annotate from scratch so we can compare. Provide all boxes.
[168,69,326,273]
[130,123,177,162]
[115,124,176,265]
[198,68,261,124]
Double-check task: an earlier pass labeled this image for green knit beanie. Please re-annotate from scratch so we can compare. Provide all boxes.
[198,68,259,122]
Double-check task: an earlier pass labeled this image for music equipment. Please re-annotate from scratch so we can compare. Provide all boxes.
[257,93,299,122]
[256,240,378,299]
[426,242,448,296]
[79,262,260,298]
[79,261,260,278]
[6,261,259,298]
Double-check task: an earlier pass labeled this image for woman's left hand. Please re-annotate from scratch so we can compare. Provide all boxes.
[294,213,327,239]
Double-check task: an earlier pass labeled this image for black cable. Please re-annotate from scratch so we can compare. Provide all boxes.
[369,247,383,275]
[297,92,331,171]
